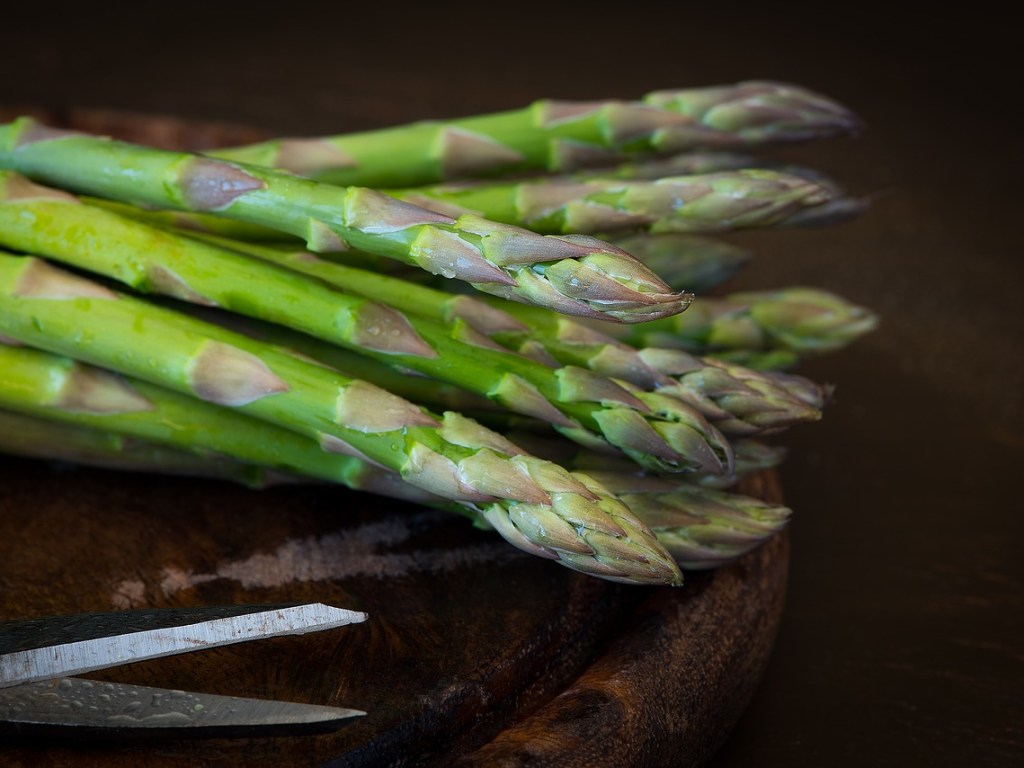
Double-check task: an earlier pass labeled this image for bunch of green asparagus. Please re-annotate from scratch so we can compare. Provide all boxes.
[0,81,877,585]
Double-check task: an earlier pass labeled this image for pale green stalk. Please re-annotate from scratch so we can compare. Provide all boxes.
[0,408,288,489]
[392,169,833,236]
[208,80,858,186]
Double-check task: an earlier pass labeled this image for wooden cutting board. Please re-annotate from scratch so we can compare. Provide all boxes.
[0,108,789,767]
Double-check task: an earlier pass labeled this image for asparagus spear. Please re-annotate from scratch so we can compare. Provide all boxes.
[76,198,290,241]
[208,81,858,187]
[592,287,880,362]
[0,121,688,321]
[392,169,833,236]
[568,153,868,229]
[0,178,731,474]
[0,408,289,488]
[583,473,791,569]
[0,255,682,585]
[0,404,787,571]
[385,155,860,243]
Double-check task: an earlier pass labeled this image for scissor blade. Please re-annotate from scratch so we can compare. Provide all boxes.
[0,604,366,688]
[0,677,364,740]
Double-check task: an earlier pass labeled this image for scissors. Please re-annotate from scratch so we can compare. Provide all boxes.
[0,603,367,740]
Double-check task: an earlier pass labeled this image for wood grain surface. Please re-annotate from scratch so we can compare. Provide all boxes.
[0,110,789,767]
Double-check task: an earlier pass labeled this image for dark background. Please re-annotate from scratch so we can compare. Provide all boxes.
[2,4,1020,766]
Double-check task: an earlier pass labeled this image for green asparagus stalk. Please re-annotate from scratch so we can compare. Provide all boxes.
[568,153,868,229]
[0,121,688,321]
[0,408,293,489]
[392,169,833,236]
[0,403,786,571]
[77,198,291,241]
[0,255,683,585]
[644,80,860,141]
[592,287,880,362]
[208,81,858,187]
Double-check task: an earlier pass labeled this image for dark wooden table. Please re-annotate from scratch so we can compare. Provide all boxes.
[2,5,1021,766]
